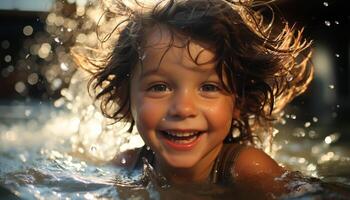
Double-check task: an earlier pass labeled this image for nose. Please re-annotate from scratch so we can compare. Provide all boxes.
[167,90,198,119]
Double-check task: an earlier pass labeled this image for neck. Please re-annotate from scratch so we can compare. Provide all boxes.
[155,144,223,184]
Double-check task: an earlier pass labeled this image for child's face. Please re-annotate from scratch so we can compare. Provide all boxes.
[130,27,238,171]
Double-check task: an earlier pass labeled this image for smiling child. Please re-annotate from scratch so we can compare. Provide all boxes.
[72,0,313,198]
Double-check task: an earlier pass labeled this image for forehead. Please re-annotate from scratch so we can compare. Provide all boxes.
[140,25,216,72]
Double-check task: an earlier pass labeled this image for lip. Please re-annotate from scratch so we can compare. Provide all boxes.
[160,129,203,133]
[158,130,204,151]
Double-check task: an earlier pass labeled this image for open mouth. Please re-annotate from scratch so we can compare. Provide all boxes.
[159,130,204,144]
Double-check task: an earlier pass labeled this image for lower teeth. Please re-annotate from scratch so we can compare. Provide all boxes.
[170,136,198,144]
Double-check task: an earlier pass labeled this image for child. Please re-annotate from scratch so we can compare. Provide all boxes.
[72,0,313,197]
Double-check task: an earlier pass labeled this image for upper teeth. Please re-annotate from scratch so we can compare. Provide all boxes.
[165,131,199,137]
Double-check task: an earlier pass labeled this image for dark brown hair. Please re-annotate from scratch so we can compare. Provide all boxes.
[72,0,313,146]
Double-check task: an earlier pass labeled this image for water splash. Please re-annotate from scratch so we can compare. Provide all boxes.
[324,21,331,26]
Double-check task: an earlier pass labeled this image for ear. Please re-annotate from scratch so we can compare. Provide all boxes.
[232,108,240,119]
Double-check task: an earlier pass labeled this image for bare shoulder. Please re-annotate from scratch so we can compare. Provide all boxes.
[233,145,285,180]
[111,148,142,169]
[232,145,287,197]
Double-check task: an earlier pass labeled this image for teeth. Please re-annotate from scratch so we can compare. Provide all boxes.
[171,136,197,144]
[165,131,199,137]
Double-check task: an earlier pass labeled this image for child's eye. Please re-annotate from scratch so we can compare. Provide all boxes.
[147,83,170,92]
[200,83,221,92]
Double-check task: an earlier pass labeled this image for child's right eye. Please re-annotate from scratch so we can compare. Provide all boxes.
[147,84,170,92]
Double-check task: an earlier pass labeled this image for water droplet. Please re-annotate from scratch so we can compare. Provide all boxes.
[27,73,39,85]
[324,21,331,26]
[121,158,126,164]
[304,122,311,128]
[328,85,334,89]
[38,43,51,59]
[4,55,12,63]
[312,117,318,122]
[307,163,316,171]
[323,2,328,7]
[146,146,151,150]
[324,133,340,144]
[25,109,32,117]
[334,20,339,25]
[280,118,286,125]
[54,37,60,43]
[60,63,69,71]
[15,82,26,93]
[25,54,30,59]
[23,25,33,36]
[335,54,340,58]
[19,154,27,162]
[291,114,296,120]
[336,104,340,108]
[51,78,63,90]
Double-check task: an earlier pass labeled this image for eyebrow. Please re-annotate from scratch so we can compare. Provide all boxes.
[139,67,162,80]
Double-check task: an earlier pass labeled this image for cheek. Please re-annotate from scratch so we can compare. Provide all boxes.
[205,98,234,132]
[133,98,165,132]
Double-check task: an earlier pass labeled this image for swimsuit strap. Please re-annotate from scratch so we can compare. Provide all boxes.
[210,143,246,185]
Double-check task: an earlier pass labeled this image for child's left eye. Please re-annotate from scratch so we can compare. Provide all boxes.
[200,83,221,92]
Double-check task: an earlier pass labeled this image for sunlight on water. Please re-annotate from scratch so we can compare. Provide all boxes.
[59,70,145,162]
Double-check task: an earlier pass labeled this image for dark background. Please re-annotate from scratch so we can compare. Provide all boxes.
[0,0,349,139]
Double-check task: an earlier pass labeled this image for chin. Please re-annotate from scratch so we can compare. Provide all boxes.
[161,154,198,169]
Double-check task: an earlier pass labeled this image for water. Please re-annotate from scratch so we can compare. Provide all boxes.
[1,99,350,199]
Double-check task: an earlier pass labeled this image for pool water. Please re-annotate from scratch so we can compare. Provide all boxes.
[1,99,350,199]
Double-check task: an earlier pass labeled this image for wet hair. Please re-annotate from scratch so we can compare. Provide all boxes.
[71,0,313,146]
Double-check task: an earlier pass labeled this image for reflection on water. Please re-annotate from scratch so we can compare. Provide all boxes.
[0,104,127,199]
